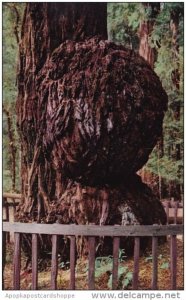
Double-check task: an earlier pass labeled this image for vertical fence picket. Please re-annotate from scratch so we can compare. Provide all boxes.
[13,203,17,220]
[151,236,158,289]
[5,203,9,221]
[170,234,177,290]
[69,236,76,290]
[2,231,6,290]
[112,236,120,290]
[182,208,184,242]
[13,232,21,290]
[32,233,38,290]
[88,236,96,290]
[2,197,6,219]
[132,237,140,290]
[4,198,10,243]
[3,197,8,220]
[51,235,58,290]
[2,221,183,291]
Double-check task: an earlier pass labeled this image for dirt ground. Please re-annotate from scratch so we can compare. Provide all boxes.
[3,237,183,290]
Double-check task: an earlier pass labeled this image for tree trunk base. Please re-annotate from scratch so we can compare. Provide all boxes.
[16,174,166,259]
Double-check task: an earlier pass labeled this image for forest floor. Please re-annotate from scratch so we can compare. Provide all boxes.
[4,237,183,290]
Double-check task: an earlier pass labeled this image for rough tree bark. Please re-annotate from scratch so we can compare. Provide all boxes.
[16,3,167,259]
[17,2,107,215]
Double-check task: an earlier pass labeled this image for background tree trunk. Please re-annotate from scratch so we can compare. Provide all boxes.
[138,3,165,198]
[138,3,160,68]
[170,8,182,199]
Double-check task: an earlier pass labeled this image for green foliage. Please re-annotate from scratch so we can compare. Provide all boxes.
[145,253,169,271]
[122,271,133,289]
[95,249,127,278]
[160,262,169,270]
[118,248,127,262]
[145,255,153,262]
[147,3,183,192]
[58,261,70,270]
[146,148,183,184]
[95,256,113,277]
[107,3,145,49]
[3,4,24,105]
[107,267,133,289]
[3,3,25,192]
[108,3,183,199]
[3,170,13,192]
[145,253,165,263]
[95,250,132,289]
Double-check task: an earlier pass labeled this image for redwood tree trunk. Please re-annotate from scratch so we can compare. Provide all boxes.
[17,2,107,216]
[16,3,166,259]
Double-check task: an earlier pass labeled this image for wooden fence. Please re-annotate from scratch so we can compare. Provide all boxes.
[3,222,183,291]
[3,193,21,222]
[162,200,183,224]
[2,194,184,290]
[3,193,21,243]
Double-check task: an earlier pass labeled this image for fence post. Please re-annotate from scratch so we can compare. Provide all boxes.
[132,237,140,290]
[170,233,177,290]
[151,236,158,290]
[88,236,96,290]
[69,236,76,290]
[51,235,58,290]
[182,207,184,242]
[13,203,17,220]
[174,202,178,224]
[3,197,10,243]
[3,197,9,220]
[165,200,169,224]
[32,233,38,290]
[112,233,120,290]
[13,232,21,290]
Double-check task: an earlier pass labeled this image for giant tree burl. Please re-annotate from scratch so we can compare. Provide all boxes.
[38,37,168,186]
[16,3,167,260]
